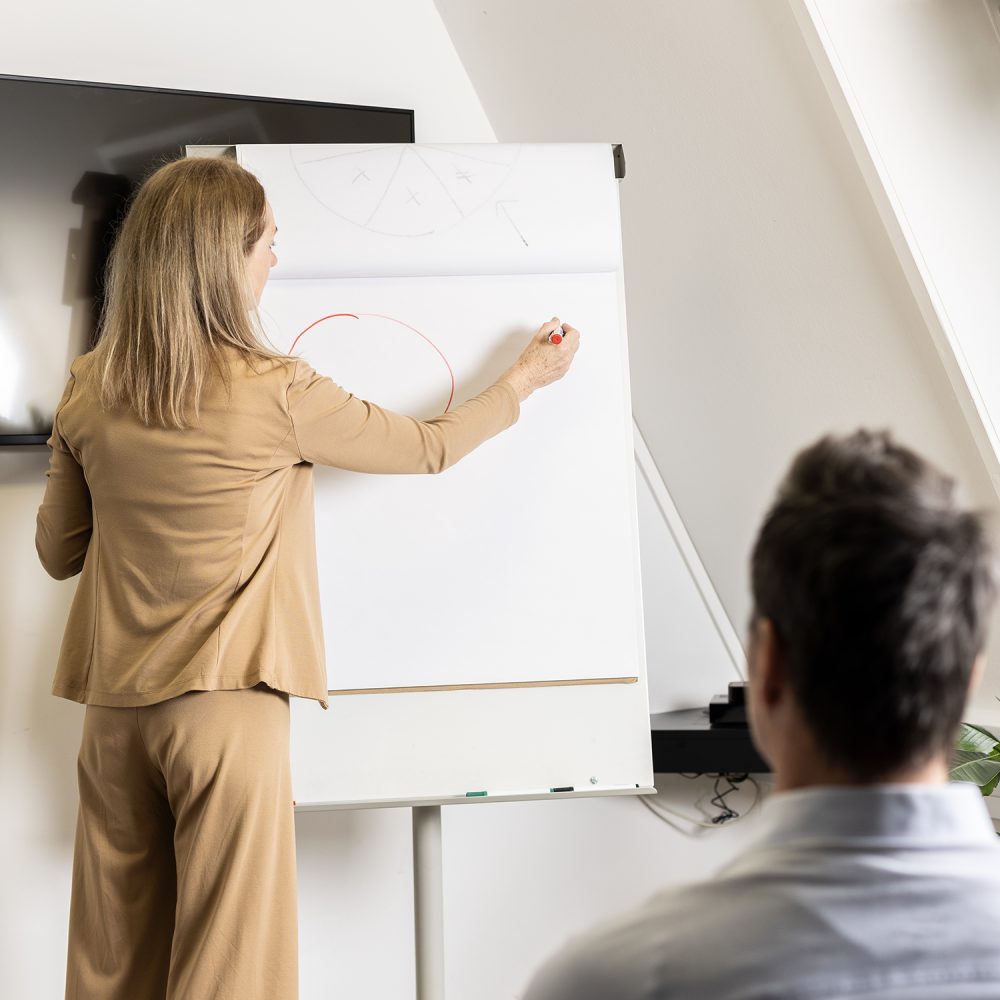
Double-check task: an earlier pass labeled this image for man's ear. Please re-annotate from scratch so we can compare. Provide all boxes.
[752,617,786,709]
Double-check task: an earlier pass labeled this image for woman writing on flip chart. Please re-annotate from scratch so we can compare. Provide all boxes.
[35,155,579,1000]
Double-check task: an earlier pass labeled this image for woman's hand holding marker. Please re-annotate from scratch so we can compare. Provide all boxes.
[500,317,580,403]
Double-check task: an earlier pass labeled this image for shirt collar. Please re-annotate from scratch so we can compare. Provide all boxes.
[744,783,998,854]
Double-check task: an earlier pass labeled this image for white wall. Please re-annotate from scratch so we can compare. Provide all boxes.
[435,0,1000,692]
[0,4,764,1000]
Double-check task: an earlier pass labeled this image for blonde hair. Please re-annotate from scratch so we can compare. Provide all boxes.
[91,156,283,428]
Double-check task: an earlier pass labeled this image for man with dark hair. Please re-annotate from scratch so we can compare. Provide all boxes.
[526,430,1000,1000]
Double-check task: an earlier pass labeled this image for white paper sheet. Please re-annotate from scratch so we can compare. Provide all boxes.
[258,274,639,690]
[238,143,622,278]
[239,143,642,691]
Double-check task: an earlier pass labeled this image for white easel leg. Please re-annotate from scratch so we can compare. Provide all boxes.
[412,804,445,1000]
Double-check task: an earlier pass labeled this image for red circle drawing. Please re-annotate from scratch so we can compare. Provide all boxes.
[291,312,456,413]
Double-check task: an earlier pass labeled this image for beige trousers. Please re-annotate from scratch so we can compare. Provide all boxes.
[65,684,298,1000]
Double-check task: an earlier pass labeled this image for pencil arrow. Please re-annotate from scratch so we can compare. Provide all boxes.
[496,200,529,247]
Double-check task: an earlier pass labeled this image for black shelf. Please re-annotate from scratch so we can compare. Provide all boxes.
[651,708,769,774]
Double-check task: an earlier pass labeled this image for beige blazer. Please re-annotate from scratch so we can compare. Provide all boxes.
[36,351,519,708]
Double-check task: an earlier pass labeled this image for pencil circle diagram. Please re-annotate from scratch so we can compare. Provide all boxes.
[289,144,521,238]
[291,312,455,416]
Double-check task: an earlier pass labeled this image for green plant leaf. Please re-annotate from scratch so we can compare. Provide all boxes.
[982,772,1000,797]
[955,723,1000,755]
[950,757,1000,787]
[966,723,1000,742]
[953,748,989,768]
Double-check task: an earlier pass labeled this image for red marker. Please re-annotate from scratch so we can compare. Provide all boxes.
[548,325,564,345]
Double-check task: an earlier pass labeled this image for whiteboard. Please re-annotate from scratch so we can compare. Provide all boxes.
[237,143,652,805]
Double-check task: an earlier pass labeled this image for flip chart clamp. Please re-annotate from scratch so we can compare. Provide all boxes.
[612,143,626,179]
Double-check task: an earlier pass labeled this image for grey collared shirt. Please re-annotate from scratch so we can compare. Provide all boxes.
[524,784,1000,1000]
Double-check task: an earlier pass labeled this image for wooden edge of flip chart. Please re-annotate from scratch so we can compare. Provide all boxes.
[327,676,639,697]
[293,785,658,813]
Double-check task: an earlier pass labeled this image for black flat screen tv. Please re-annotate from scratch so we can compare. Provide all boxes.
[0,73,414,444]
